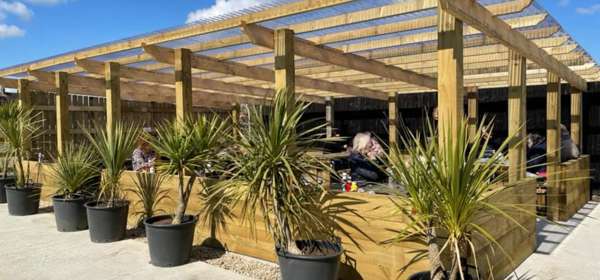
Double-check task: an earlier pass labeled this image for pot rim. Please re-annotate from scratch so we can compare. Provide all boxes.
[84,200,130,210]
[5,183,42,191]
[144,214,198,229]
[52,193,87,202]
[276,240,343,260]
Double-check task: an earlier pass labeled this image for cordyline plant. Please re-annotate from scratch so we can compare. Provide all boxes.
[383,118,532,280]
[128,172,170,225]
[84,122,140,206]
[145,115,230,225]
[218,89,360,255]
[49,143,99,199]
[0,101,43,188]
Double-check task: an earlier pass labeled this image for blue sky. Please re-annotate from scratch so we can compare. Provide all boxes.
[0,0,598,69]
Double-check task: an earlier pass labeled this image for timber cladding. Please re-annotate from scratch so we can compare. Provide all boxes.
[32,164,536,280]
[556,155,591,221]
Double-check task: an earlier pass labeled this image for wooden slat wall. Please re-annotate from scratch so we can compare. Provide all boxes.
[557,155,591,221]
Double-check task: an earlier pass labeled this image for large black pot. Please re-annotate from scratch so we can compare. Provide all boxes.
[52,194,89,232]
[0,176,16,204]
[144,215,198,267]
[5,184,41,216]
[277,240,343,280]
[85,200,130,243]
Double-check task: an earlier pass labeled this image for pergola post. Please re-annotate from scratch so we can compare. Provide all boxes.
[105,62,121,133]
[508,50,527,182]
[55,72,69,155]
[325,97,335,138]
[388,93,398,146]
[570,87,582,148]
[18,79,32,152]
[437,7,464,146]
[546,72,562,221]
[231,102,240,137]
[175,48,192,123]
[274,29,295,103]
[466,87,479,141]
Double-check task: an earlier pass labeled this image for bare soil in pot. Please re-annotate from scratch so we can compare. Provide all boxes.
[52,194,89,232]
[5,183,41,216]
[84,200,130,243]
[276,240,343,280]
[144,215,198,267]
[0,176,15,204]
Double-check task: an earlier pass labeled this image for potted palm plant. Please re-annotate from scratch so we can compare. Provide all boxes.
[223,90,343,280]
[83,122,140,243]
[0,142,15,204]
[143,115,229,267]
[384,119,529,280]
[0,101,43,216]
[49,143,99,232]
[128,171,169,228]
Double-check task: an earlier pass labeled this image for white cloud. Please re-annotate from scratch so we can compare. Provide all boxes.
[186,0,267,23]
[558,0,570,7]
[0,23,24,38]
[576,4,600,15]
[0,1,33,21]
[23,0,67,5]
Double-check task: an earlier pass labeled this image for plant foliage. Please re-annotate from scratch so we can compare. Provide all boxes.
[49,143,99,199]
[128,172,170,225]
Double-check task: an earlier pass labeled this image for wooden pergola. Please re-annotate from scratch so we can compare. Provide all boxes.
[0,0,597,221]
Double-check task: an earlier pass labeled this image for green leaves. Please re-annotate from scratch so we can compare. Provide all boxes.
[84,122,140,204]
[0,101,43,187]
[49,143,99,198]
[128,172,170,225]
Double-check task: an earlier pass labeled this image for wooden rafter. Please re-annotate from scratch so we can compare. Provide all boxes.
[242,23,437,89]
[438,0,587,91]
[142,44,389,100]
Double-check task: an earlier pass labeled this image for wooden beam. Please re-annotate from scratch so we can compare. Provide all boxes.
[438,0,587,91]
[105,62,121,133]
[175,48,193,122]
[143,44,389,100]
[0,77,18,89]
[17,79,31,152]
[466,87,478,141]
[242,23,437,89]
[507,50,527,183]
[546,71,561,221]
[274,29,295,104]
[437,7,464,144]
[55,72,69,155]
[388,93,398,145]
[325,97,334,138]
[571,87,582,148]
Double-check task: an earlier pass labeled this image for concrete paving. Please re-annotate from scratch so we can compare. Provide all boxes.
[506,201,600,280]
[0,204,250,280]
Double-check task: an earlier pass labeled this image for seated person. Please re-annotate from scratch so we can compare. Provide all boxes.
[526,133,546,174]
[348,132,386,183]
[132,128,156,172]
[560,124,580,162]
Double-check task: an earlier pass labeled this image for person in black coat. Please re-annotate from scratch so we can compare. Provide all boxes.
[348,132,386,183]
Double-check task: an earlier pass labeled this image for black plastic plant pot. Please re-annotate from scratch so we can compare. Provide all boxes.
[52,194,89,232]
[277,240,343,280]
[0,176,16,204]
[85,200,130,243]
[5,184,41,216]
[144,214,198,267]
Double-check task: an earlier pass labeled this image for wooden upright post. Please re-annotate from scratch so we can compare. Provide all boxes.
[508,50,527,182]
[231,102,240,137]
[175,48,192,123]
[325,97,335,138]
[546,72,562,221]
[388,93,398,146]
[437,7,464,146]
[18,79,32,152]
[274,29,295,103]
[55,72,69,155]
[105,62,121,133]
[571,87,583,148]
[466,87,479,141]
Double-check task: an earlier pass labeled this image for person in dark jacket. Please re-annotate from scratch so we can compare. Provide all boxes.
[348,132,386,183]
[526,133,546,174]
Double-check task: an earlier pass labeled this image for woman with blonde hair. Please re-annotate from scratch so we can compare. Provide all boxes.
[348,132,385,183]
